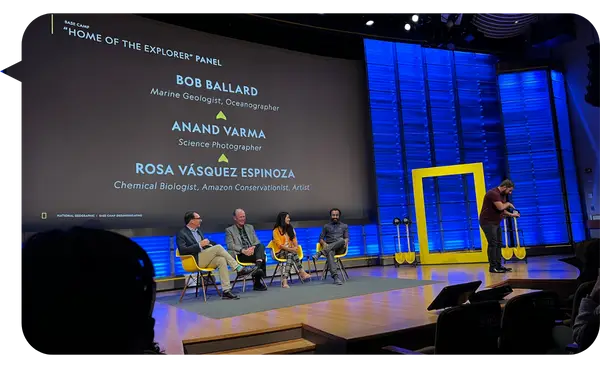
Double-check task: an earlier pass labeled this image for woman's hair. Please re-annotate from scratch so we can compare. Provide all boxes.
[274,211,295,240]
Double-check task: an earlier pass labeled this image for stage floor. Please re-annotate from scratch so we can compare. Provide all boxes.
[153,255,578,354]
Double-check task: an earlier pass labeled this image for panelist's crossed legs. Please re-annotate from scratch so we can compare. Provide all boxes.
[198,245,252,299]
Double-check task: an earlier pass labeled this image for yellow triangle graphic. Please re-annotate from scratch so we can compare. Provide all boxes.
[216,111,227,120]
[218,154,228,164]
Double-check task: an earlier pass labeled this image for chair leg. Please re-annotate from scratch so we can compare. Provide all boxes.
[178,274,191,303]
[312,257,320,279]
[340,259,350,280]
[209,273,221,296]
[232,273,248,292]
[237,273,251,293]
[336,259,348,282]
[195,272,200,297]
[294,263,304,284]
[269,263,280,286]
[322,258,330,280]
[200,273,208,302]
[339,260,347,282]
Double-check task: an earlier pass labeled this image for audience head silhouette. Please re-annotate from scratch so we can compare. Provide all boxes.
[22,226,159,354]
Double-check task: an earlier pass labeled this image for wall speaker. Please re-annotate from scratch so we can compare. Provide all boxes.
[585,42,599,108]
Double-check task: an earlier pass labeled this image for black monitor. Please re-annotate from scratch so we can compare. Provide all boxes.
[469,285,513,303]
[426,280,482,311]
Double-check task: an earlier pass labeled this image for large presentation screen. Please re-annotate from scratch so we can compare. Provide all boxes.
[22,14,373,231]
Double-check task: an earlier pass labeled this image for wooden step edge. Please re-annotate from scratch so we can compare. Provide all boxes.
[212,338,316,355]
[182,323,303,345]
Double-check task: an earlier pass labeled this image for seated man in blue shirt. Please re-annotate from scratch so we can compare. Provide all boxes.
[312,208,348,285]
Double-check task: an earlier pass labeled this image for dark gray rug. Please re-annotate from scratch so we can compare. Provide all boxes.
[157,276,439,319]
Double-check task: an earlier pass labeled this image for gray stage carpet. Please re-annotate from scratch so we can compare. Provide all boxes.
[157,276,439,319]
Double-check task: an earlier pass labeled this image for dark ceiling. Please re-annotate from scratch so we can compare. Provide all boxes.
[140,14,577,60]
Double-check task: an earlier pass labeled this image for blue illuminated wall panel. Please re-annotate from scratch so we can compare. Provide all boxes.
[132,236,171,278]
[364,39,504,255]
[498,70,578,246]
[551,71,586,243]
[455,52,505,250]
[364,39,408,255]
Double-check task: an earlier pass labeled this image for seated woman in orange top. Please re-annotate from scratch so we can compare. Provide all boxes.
[272,212,311,288]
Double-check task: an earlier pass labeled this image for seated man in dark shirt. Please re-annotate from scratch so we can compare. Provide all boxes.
[312,208,348,285]
[225,208,267,291]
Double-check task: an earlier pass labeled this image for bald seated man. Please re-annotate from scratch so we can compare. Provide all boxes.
[225,209,267,291]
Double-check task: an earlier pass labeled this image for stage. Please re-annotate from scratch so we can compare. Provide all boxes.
[152,255,579,354]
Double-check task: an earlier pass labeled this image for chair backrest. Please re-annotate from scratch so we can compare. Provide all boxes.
[315,242,348,257]
[296,244,304,259]
[336,244,348,258]
[498,290,561,354]
[267,241,282,262]
[235,254,255,267]
[268,241,303,261]
[571,280,596,328]
[434,301,502,354]
[175,249,199,273]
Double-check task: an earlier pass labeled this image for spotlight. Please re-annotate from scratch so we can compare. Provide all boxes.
[404,23,411,31]
[412,15,419,23]
[366,20,374,26]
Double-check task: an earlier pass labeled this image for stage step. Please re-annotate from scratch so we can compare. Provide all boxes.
[183,324,305,354]
[214,338,316,355]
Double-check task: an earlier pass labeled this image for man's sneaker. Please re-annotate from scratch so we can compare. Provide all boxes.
[253,282,268,291]
[501,266,513,272]
[489,267,506,273]
[333,276,343,285]
[222,290,240,299]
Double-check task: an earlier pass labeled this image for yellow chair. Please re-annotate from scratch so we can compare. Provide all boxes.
[267,241,305,286]
[313,242,350,281]
[230,253,258,292]
[175,249,221,303]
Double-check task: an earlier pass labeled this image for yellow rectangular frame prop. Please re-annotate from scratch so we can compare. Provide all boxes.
[412,162,488,265]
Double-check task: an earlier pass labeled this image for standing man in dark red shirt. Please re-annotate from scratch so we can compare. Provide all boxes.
[479,179,520,273]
